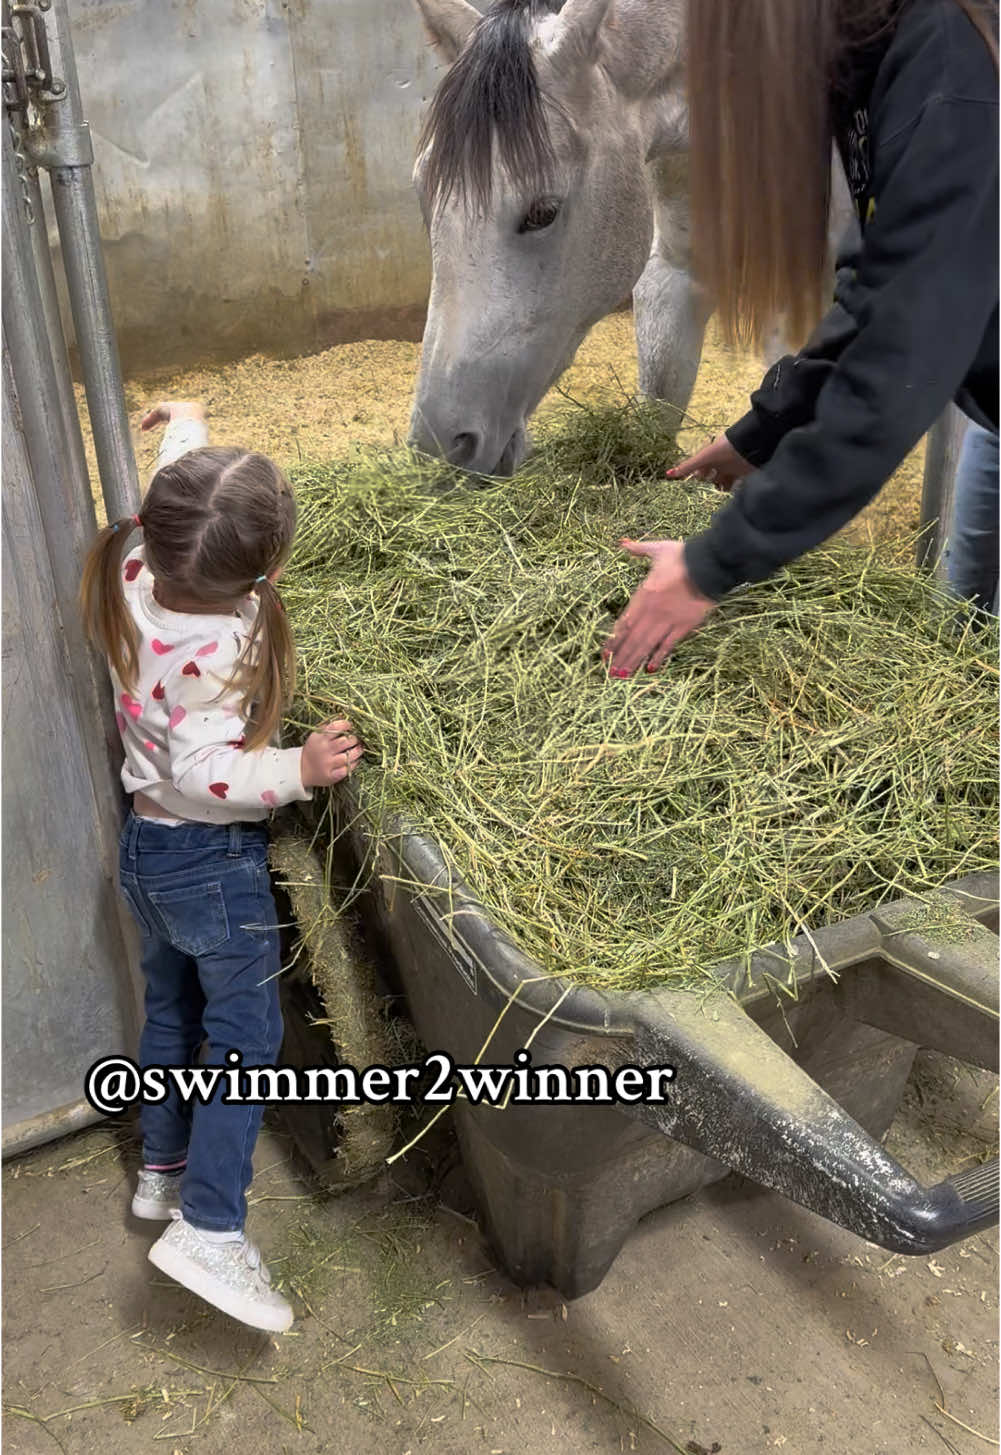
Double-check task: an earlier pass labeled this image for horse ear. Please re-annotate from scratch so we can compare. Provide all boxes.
[547,0,613,71]
[414,0,480,62]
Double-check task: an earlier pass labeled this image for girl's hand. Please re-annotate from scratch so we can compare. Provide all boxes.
[300,719,365,788]
[667,432,752,491]
[602,540,716,676]
[140,401,207,431]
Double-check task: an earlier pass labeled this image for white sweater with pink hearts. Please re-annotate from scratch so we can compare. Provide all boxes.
[112,418,311,825]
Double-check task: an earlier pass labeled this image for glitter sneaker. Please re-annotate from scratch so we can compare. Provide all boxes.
[131,1169,183,1220]
[147,1212,294,1333]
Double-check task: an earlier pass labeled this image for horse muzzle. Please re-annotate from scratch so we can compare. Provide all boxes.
[408,405,528,478]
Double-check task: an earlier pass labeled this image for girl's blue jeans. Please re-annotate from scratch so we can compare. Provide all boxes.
[118,812,284,1232]
[947,423,999,617]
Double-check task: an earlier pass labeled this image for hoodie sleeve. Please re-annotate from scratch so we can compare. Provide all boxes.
[685,81,997,599]
[156,415,210,471]
[163,644,311,813]
[724,240,863,469]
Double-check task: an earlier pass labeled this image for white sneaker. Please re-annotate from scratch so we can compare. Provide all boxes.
[132,1169,183,1220]
[147,1212,294,1333]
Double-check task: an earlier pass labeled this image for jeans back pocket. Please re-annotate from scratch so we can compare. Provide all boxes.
[148,881,230,957]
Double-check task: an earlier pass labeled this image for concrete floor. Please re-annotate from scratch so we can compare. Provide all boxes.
[2,1051,997,1455]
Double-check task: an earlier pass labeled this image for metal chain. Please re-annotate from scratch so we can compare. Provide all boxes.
[7,112,35,223]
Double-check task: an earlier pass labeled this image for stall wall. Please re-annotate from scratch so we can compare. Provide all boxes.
[2,351,142,1153]
[61,0,449,373]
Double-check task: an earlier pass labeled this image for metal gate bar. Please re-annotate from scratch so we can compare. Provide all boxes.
[918,406,969,574]
[5,0,139,521]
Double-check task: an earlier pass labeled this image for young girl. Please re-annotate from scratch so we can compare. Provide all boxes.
[81,401,363,1333]
[604,0,998,675]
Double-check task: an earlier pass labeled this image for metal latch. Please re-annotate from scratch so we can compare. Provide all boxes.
[2,0,64,111]
[3,0,89,181]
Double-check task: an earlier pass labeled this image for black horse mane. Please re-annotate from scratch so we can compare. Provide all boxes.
[419,0,564,213]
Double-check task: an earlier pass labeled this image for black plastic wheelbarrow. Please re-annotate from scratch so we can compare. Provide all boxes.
[313,801,999,1300]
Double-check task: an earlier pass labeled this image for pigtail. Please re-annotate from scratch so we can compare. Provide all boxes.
[237,576,297,751]
[79,517,142,691]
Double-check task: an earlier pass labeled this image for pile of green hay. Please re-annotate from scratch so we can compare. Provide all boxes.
[280,401,998,993]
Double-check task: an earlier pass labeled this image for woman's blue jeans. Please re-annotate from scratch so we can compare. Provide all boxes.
[118,812,284,1232]
[947,423,999,616]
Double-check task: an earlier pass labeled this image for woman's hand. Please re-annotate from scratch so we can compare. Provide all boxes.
[300,719,365,788]
[667,432,752,491]
[140,401,207,431]
[602,540,716,676]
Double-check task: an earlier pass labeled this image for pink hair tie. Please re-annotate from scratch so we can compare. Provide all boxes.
[132,514,142,527]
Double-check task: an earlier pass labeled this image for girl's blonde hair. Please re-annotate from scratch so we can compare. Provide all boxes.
[81,447,297,751]
[687,0,998,351]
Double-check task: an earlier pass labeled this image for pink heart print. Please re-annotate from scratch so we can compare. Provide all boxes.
[123,559,142,582]
[142,740,156,751]
[209,782,229,800]
[151,639,174,655]
[168,706,186,729]
[260,790,279,807]
[196,641,219,657]
[120,692,142,720]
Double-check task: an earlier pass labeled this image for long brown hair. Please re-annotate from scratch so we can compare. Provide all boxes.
[81,448,297,750]
[688,0,999,351]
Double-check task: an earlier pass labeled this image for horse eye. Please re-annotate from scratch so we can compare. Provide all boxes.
[518,197,561,234]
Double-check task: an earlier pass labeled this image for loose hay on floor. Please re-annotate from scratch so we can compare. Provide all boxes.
[279,401,997,994]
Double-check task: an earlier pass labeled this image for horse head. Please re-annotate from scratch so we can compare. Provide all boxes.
[409,0,676,475]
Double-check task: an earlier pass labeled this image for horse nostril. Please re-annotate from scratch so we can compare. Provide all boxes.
[449,432,479,467]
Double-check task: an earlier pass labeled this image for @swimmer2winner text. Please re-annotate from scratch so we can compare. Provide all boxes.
[84,1050,677,1113]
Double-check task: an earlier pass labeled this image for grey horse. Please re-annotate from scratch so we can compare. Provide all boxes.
[409,0,707,476]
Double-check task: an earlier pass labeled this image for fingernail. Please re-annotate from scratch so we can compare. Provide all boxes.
[645,663,656,673]
[611,668,629,679]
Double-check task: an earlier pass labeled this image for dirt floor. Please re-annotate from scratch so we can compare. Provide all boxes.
[80,312,927,549]
[2,1050,997,1455]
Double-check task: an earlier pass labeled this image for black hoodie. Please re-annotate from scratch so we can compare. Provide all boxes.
[683,0,998,602]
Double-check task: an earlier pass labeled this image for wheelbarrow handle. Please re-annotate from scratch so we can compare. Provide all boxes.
[626,992,998,1255]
